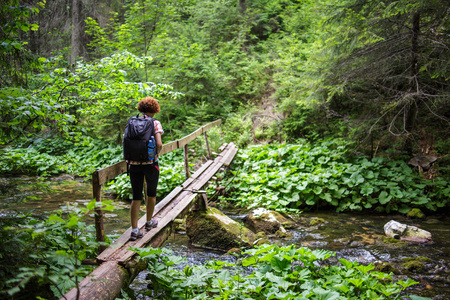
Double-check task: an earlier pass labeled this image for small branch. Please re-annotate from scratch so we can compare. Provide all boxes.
[32,82,50,96]
[420,98,450,124]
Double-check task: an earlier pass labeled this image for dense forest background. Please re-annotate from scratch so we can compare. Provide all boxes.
[1,0,448,157]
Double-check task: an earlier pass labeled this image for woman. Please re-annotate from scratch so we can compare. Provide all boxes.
[128,96,163,241]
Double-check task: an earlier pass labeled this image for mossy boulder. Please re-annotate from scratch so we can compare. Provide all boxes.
[254,232,271,246]
[402,260,426,273]
[402,256,432,263]
[243,208,295,234]
[407,208,426,219]
[309,217,326,226]
[256,232,267,239]
[374,262,400,274]
[186,207,256,251]
[275,228,293,239]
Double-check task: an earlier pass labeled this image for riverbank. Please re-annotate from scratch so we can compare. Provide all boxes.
[1,176,449,299]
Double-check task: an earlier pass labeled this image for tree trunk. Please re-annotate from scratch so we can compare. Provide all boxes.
[70,0,83,64]
[239,0,246,13]
[403,11,420,154]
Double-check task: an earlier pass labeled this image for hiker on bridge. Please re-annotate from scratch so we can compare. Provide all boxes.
[123,96,164,241]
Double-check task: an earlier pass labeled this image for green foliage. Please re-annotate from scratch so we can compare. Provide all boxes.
[1,121,226,201]
[220,141,449,213]
[0,137,123,177]
[1,51,179,145]
[222,106,254,147]
[0,1,44,87]
[86,0,177,59]
[306,0,450,151]
[2,0,448,159]
[0,200,112,298]
[0,2,42,53]
[131,244,420,299]
[282,104,348,142]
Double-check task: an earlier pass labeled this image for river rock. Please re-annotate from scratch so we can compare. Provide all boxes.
[384,220,432,243]
[186,207,256,251]
[408,155,437,171]
[402,260,426,273]
[243,208,295,234]
[373,262,400,274]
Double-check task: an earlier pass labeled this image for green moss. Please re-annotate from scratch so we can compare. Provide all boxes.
[381,237,408,248]
[255,238,270,246]
[374,262,399,274]
[402,261,426,272]
[383,237,401,243]
[406,208,425,219]
[282,221,296,229]
[402,256,432,263]
[186,207,255,250]
[226,248,240,255]
[309,217,326,226]
[256,232,267,239]
[275,229,292,239]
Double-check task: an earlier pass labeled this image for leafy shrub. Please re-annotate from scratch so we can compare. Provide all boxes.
[223,107,254,147]
[0,147,63,176]
[221,140,449,213]
[131,244,420,299]
[0,200,113,298]
[283,104,330,141]
[0,137,123,177]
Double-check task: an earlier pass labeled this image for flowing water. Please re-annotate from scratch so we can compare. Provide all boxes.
[1,177,449,299]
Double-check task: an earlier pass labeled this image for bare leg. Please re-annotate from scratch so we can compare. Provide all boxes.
[146,196,156,222]
[131,200,141,228]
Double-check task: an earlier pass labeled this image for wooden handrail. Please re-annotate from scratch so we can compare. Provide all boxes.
[92,119,222,245]
[94,119,221,186]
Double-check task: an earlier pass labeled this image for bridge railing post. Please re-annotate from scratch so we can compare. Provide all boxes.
[183,144,190,180]
[92,170,106,252]
[204,131,211,160]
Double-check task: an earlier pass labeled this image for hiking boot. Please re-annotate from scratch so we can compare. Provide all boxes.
[145,219,158,230]
[129,230,143,241]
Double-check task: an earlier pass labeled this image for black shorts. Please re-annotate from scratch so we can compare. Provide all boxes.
[129,163,160,200]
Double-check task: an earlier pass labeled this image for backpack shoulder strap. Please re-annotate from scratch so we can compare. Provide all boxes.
[144,115,155,136]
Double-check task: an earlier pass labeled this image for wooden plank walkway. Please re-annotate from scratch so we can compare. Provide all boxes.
[62,142,238,300]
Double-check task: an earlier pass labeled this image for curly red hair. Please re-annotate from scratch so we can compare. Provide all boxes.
[137,96,160,114]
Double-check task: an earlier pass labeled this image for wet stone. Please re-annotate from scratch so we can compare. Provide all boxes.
[402,260,426,273]
[374,261,400,274]
[349,241,364,248]
[384,220,432,243]
[309,217,326,226]
[243,208,295,234]
[403,256,433,263]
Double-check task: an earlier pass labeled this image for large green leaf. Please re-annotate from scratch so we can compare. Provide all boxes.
[312,287,340,300]
[379,191,392,204]
[270,255,291,273]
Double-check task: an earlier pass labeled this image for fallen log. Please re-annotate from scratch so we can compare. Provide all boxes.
[62,261,128,300]
[62,222,174,300]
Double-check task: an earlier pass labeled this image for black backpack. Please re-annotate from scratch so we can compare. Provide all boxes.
[123,115,155,162]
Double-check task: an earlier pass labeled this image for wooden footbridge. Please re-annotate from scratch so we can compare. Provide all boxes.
[62,119,238,300]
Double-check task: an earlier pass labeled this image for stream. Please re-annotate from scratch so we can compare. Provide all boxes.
[1,176,449,299]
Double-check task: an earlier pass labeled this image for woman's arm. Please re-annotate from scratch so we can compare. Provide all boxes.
[155,132,162,154]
